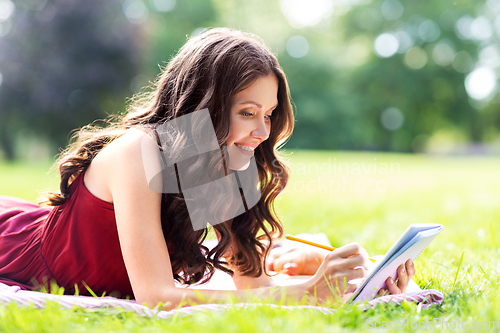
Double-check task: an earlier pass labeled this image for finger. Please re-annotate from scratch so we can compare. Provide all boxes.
[348,267,369,281]
[308,250,328,265]
[298,251,324,275]
[396,263,409,292]
[335,270,367,294]
[344,279,359,294]
[332,242,369,259]
[406,259,415,280]
[268,246,297,265]
[283,262,299,276]
[273,251,298,272]
[332,254,370,271]
[385,276,401,294]
[268,247,296,267]
[378,288,389,297]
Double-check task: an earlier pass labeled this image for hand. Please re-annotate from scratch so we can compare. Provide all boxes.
[304,243,370,304]
[267,245,328,275]
[378,259,416,296]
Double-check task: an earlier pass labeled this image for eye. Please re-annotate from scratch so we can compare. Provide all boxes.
[240,111,254,117]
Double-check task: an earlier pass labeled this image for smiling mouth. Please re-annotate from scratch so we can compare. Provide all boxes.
[234,143,255,152]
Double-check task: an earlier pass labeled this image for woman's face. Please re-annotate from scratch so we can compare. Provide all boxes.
[226,74,279,170]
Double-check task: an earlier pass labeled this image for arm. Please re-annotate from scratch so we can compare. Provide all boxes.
[268,246,328,276]
[212,228,276,289]
[103,130,307,308]
[231,267,276,289]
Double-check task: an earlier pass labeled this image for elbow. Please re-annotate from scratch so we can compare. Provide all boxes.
[135,287,182,310]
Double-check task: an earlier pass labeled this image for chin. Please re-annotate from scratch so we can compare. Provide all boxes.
[228,160,251,171]
[225,145,253,171]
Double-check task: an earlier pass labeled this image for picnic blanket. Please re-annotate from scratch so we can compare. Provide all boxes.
[0,282,443,319]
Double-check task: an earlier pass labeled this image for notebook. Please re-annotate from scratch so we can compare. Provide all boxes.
[349,223,443,303]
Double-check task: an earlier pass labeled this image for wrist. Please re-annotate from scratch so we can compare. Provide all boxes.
[301,276,314,296]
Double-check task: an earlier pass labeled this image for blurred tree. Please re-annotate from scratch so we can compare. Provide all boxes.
[209,0,500,152]
[279,0,498,152]
[2,0,499,157]
[139,0,218,79]
[337,0,487,152]
[0,0,141,159]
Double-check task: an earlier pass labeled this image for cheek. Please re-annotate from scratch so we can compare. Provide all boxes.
[227,119,246,143]
[226,118,236,144]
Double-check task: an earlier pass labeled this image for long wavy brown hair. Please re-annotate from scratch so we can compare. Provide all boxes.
[46,27,295,285]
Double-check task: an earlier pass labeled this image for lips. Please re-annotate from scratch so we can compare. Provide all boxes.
[234,143,255,152]
[233,143,256,156]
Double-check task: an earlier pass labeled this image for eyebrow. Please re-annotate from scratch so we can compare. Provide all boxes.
[237,101,279,110]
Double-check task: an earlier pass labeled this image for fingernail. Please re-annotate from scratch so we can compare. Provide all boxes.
[409,259,413,266]
[401,266,405,273]
[388,277,393,285]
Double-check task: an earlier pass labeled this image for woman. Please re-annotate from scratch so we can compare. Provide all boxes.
[0,28,414,308]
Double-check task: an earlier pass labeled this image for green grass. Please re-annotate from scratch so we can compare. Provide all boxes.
[0,160,59,203]
[1,151,499,332]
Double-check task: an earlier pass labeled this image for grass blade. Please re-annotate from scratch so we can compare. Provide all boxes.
[452,251,465,290]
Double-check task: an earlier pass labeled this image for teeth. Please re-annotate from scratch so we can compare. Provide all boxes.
[235,144,254,151]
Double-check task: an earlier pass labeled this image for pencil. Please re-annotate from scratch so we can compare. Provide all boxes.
[285,234,377,263]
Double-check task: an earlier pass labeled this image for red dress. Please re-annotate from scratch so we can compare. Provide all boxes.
[0,171,134,298]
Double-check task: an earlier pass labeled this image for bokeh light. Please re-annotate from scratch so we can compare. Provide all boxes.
[374,33,398,58]
[0,20,11,36]
[465,67,496,100]
[280,0,333,29]
[452,50,474,73]
[286,35,309,58]
[380,107,404,131]
[404,46,427,69]
[0,0,14,22]
[432,42,455,66]
[470,16,492,41]
[455,15,474,40]
[494,15,500,38]
[394,30,413,53]
[418,19,440,42]
[345,35,371,67]
[35,3,56,23]
[380,0,404,21]
[122,0,148,24]
[151,0,176,12]
[478,45,500,68]
[486,0,500,12]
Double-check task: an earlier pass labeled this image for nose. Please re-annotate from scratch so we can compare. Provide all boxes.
[251,118,270,141]
[252,115,270,141]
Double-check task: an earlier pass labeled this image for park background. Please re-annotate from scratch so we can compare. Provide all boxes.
[1,0,500,159]
[0,0,499,332]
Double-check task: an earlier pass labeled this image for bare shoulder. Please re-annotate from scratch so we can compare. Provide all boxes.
[85,128,160,203]
[103,128,159,185]
[104,128,155,160]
